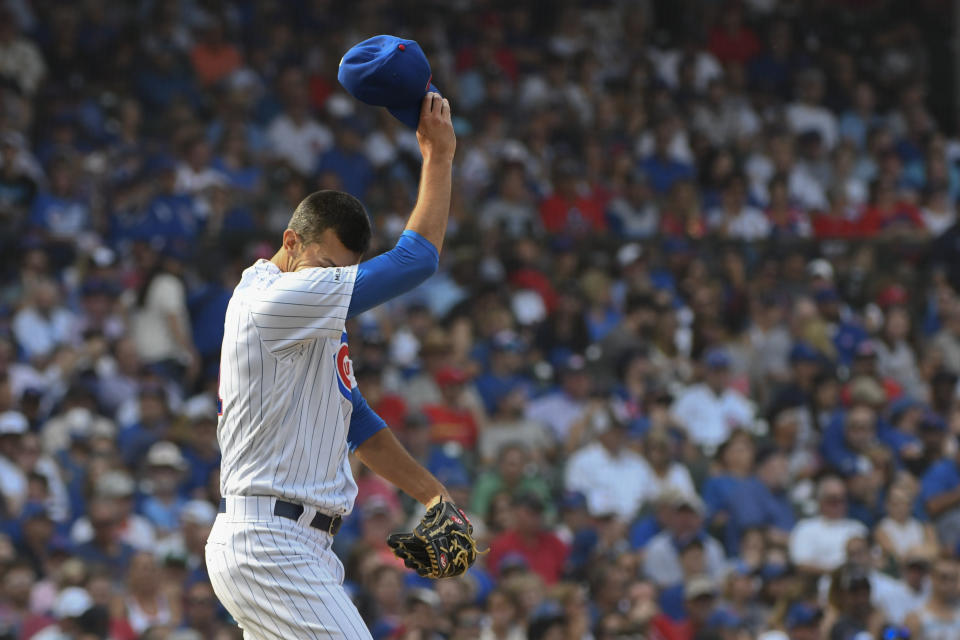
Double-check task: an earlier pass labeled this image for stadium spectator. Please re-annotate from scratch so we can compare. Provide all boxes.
[789,477,868,575]
[671,348,755,450]
[904,554,960,638]
[644,490,727,589]
[563,403,653,521]
[486,493,568,585]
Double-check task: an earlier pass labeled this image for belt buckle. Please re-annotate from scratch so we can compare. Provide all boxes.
[326,516,338,536]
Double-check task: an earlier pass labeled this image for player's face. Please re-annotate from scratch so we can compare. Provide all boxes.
[294,228,362,269]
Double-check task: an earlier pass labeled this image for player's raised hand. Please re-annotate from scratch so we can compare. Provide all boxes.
[416,92,456,162]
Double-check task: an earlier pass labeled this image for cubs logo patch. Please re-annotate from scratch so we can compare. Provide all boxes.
[334,342,356,399]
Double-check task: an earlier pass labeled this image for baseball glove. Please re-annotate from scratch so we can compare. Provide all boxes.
[387,496,480,579]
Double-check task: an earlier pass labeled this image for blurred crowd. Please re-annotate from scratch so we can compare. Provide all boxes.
[2,0,960,639]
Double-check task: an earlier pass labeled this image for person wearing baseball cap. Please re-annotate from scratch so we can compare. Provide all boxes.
[474,330,530,415]
[141,441,188,536]
[683,575,720,635]
[525,353,592,443]
[671,347,755,451]
[564,402,652,521]
[179,394,220,495]
[644,489,728,589]
[784,603,822,640]
[422,366,479,449]
[31,587,94,640]
[69,470,156,553]
[486,491,568,584]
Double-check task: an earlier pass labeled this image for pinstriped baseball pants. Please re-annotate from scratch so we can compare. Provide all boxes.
[206,496,372,640]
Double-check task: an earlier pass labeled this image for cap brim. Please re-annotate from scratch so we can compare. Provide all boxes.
[387,83,440,129]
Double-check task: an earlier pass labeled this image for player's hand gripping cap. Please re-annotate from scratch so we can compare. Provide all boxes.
[338,35,440,130]
[387,497,481,579]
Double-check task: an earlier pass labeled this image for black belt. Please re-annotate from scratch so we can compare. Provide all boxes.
[219,498,342,536]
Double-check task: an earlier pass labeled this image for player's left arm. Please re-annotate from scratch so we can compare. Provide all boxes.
[347,94,455,318]
[347,230,438,318]
[348,388,450,505]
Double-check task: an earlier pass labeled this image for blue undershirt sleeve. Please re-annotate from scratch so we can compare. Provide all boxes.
[347,386,388,452]
[347,229,439,318]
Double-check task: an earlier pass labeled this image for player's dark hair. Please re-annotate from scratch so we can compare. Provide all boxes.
[288,190,372,255]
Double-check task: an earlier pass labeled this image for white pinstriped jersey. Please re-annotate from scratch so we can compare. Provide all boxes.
[217,259,361,516]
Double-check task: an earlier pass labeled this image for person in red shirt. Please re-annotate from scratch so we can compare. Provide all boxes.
[659,179,709,239]
[190,19,242,87]
[811,189,862,239]
[353,365,407,433]
[539,161,606,234]
[855,180,926,238]
[707,5,761,65]
[839,340,903,404]
[454,23,519,83]
[422,367,481,448]
[487,492,569,584]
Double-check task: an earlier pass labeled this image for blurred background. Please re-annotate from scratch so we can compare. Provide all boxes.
[1,0,960,639]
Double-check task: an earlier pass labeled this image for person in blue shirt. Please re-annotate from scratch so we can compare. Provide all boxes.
[702,429,794,555]
[135,45,203,116]
[111,158,198,250]
[657,537,708,621]
[211,127,264,194]
[188,266,236,377]
[71,498,136,583]
[754,447,796,534]
[29,156,90,241]
[920,435,960,550]
[821,403,878,477]
[766,341,824,428]
[200,181,256,238]
[814,289,869,367]
[915,412,949,479]
[638,119,695,196]
[315,119,374,200]
[178,402,221,496]
[878,396,925,470]
[474,332,532,415]
[747,19,808,100]
[117,384,172,468]
[137,441,188,538]
[628,492,672,551]
[846,463,887,529]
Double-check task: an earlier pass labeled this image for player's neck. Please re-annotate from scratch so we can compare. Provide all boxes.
[270,248,293,272]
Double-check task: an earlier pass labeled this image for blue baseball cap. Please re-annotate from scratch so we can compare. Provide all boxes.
[889,396,923,422]
[789,342,820,364]
[704,347,731,370]
[560,491,587,510]
[920,410,947,431]
[786,604,822,629]
[760,562,790,581]
[706,609,743,630]
[338,35,440,130]
[814,288,840,304]
[20,501,51,522]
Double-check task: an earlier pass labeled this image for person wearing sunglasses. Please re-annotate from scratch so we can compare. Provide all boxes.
[904,555,960,639]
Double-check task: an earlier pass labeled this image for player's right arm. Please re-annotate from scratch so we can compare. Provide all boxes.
[347,92,456,317]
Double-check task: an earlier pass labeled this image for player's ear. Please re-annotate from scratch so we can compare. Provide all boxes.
[282,229,300,253]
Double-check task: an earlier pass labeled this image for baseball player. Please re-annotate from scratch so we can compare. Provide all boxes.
[205,91,464,639]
